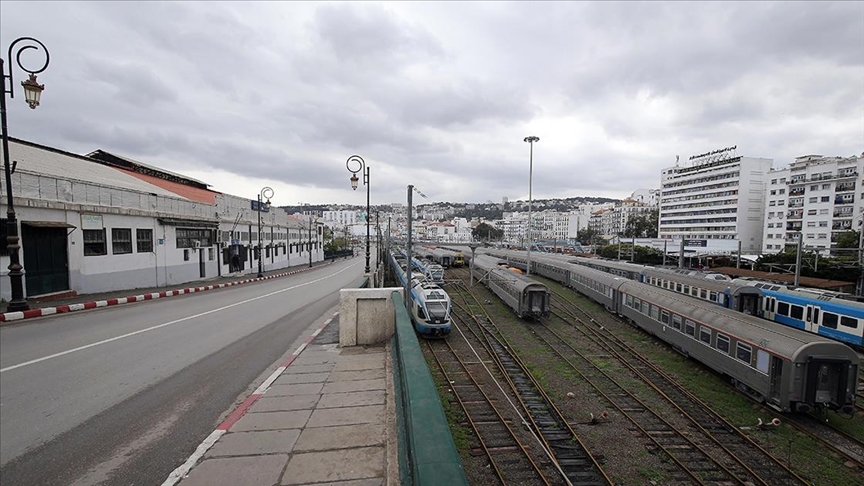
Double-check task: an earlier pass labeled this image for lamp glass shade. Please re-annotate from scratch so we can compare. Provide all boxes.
[350,174,359,190]
[21,74,44,109]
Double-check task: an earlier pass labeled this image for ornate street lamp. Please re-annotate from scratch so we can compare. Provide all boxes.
[2,37,50,312]
[346,155,370,274]
[523,135,539,276]
[256,187,273,277]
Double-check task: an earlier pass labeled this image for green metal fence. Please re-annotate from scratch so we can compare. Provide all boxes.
[390,291,468,486]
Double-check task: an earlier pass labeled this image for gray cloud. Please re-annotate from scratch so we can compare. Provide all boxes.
[1,1,861,206]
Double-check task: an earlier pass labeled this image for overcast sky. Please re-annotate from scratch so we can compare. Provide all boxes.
[2,1,862,208]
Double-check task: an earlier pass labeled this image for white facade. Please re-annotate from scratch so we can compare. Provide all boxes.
[630,188,660,207]
[322,209,358,226]
[659,154,774,253]
[0,138,323,301]
[762,154,864,256]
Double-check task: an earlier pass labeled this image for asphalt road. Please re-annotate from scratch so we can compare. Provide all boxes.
[0,257,364,485]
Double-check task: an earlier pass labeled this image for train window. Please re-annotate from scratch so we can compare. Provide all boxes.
[790,305,804,320]
[821,313,838,329]
[661,310,670,324]
[777,302,790,316]
[700,289,708,299]
[717,293,726,306]
[736,342,752,364]
[717,334,730,353]
[633,298,641,309]
[683,285,690,294]
[691,287,698,297]
[813,308,819,324]
[642,301,650,314]
[626,295,634,307]
[676,283,682,292]
[699,327,711,345]
[685,319,696,337]
[710,291,718,302]
[841,316,858,329]
[416,305,426,320]
[672,314,682,330]
[650,305,660,321]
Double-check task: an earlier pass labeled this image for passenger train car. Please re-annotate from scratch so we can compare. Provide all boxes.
[390,253,452,336]
[481,249,859,413]
[487,249,864,348]
[471,255,550,319]
[732,279,864,347]
[408,257,445,284]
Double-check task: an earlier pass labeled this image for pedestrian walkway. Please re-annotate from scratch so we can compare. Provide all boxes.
[169,314,397,486]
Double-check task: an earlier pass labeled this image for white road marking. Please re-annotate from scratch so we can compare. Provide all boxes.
[160,429,225,486]
[254,366,287,394]
[0,262,360,374]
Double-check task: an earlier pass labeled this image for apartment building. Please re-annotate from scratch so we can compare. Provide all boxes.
[762,154,864,256]
[659,149,773,253]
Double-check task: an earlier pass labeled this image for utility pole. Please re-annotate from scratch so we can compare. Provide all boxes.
[794,234,803,287]
[678,238,685,269]
[405,185,413,308]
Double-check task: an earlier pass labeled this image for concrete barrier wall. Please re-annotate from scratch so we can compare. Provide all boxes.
[390,291,467,486]
[338,287,403,346]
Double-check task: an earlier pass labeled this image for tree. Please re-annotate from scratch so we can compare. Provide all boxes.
[835,230,859,249]
[623,209,659,238]
[577,227,604,248]
[472,222,504,241]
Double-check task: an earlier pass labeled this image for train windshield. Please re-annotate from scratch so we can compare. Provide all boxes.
[426,302,449,320]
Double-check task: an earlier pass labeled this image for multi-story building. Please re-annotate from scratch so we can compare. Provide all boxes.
[630,188,660,207]
[762,154,864,256]
[321,210,358,227]
[659,149,773,253]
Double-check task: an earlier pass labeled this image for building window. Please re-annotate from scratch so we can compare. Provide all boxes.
[209,248,215,261]
[84,229,107,256]
[176,228,214,248]
[821,196,829,202]
[184,249,190,261]
[112,228,133,254]
[137,229,153,253]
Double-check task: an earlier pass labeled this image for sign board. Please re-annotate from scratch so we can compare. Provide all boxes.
[81,214,103,230]
[231,238,239,245]
[251,200,270,213]
[157,238,165,245]
[684,239,707,247]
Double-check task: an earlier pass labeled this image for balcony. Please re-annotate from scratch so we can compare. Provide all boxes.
[786,213,803,220]
[833,211,854,218]
[835,184,855,193]
[788,202,804,208]
[832,223,853,231]
[789,188,805,196]
[835,197,855,205]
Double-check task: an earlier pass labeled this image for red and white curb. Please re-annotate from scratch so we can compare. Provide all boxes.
[160,312,338,486]
[0,264,329,323]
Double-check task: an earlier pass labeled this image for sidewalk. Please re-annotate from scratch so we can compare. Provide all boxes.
[167,314,397,486]
[0,259,342,321]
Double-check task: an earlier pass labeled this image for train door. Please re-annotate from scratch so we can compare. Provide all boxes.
[768,356,784,408]
[805,360,848,409]
[804,305,819,334]
[737,292,760,316]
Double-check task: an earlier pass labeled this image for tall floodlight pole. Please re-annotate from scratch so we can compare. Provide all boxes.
[2,37,50,312]
[523,136,539,276]
[347,155,371,274]
[256,187,273,277]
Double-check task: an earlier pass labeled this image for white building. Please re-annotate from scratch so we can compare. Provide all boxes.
[762,154,864,256]
[0,138,322,301]
[631,188,660,207]
[659,149,773,253]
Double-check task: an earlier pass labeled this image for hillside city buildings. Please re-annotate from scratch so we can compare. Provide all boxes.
[2,135,862,303]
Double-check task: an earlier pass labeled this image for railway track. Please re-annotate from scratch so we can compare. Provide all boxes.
[445,280,613,485]
[426,336,558,485]
[544,295,809,485]
[548,284,864,477]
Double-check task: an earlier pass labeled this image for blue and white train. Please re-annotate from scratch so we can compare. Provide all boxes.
[390,252,452,336]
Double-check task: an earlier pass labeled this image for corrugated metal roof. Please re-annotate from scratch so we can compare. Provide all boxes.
[4,138,182,199]
[86,150,209,187]
[121,170,220,205]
